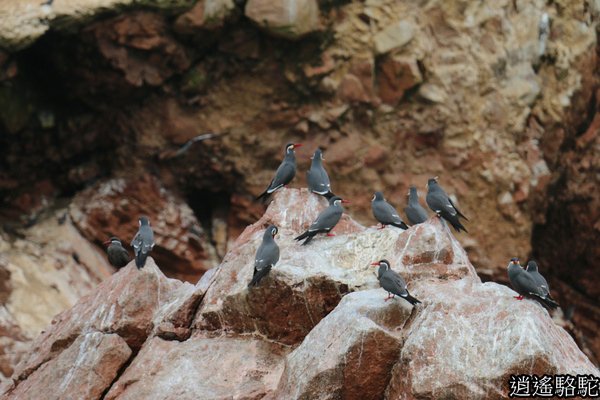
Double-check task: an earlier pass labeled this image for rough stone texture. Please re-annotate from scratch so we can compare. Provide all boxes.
[4,193,598,399]
[174,0,237,32]
[194,188,476,345]
[69,175,219,282]
[245,0,320,39]
[0,211,113,383]
[373,20,414,55]
[7,259,194,390]
[4,332,131,400]
[387,279,599,399]
[274,289,410,400]
[0,0,194,50]
[104,335,286,400]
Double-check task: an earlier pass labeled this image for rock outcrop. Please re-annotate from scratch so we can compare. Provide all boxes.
[3,189,597,399]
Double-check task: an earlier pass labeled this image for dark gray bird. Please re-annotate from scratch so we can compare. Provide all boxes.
[130,216,155,269]
[248,225,280,287]
[507,257,558,309]
[371,259,421,305]
[256,143,302,201]
[526,260,556,302]
[371,191,408,230]
[404,186,429,225]
[104,237,131,268]
[426,177,468,233]
[307,148,335,199]
[294,196,349,245]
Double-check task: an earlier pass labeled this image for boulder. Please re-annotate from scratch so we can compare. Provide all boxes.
[195,188,478,345]
[245,0,320,39]
[386,279,599,399]
[174,0,237,32]
[69,175,218,282]
[373,20,414,55]
[104,335,286,400]
[273,289,410,400]
[4,332,131,400]
[8,259,194,388]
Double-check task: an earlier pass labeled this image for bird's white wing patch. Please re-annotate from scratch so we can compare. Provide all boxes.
[446,203,457,216]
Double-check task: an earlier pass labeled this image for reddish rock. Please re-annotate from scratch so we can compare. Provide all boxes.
[87,11,190,87]
[69,175,218,282]
[273,290,408,400]
[105,334,286,400]
[10,259,193,386]
[338,58,378,104]
[4,332,131,400]
[386,279,599,399]
[377,55,423,105]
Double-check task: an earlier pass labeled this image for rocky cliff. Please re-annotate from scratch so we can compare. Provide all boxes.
[1,189,597,399]
[0,0,599,385]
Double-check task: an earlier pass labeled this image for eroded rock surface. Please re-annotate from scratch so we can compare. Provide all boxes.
[4,190,598,399]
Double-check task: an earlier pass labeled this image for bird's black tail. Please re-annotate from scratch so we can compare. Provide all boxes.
[392,222,409,230]
[255,190,269,201]
[403,293,422,306]
[135,253,148,269]
[534,294,559,310]
[449,217,468,233]
[301,234,315,246]
[294,231,309,241]
[248,266,272,288]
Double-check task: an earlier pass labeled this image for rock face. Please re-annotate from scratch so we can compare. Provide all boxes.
[69,175,219,282]
[0,211,113,384]
[245,0,320,39]
[3,189,597,399]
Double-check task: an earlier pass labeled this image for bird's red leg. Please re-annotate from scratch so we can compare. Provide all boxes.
[378,224,386,230]
[513,295,524,300]
[384,293,393,302]
[327,228,335,237]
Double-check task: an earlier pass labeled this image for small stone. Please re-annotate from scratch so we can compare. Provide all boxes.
[245,0,320,40]
[373,20,414,55]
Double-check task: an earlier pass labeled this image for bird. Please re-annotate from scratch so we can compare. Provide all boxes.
[526,260,557,303]
[307,148,335,199]
[104,237,131,268]
[294,196,349,245]
[371,191,409,230]
[404,186,429,225]
[256,143,302,201]
[507,257,559,309]
[248,225,280,287]
[425,177,468,233]
[130,216,155,269]
[371,259,421,305]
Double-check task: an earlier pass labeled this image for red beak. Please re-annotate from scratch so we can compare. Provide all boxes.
[370,262,379,266]
[341,199,351,204]
[293,143,303,148]
[103,240,111,246]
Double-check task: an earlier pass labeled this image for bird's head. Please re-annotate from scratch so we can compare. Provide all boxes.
[285,142,303,153]
[311,148,324,161]
[426,177,439,189]
[508,257,520,267]
[104,236,121,246]
[330,196,350,206]
[408,185,417,197]
[269,225,278,238]
[370,259,391,270]
[139,216,150,226]
[527,260,538,271]
[372,191,384,202]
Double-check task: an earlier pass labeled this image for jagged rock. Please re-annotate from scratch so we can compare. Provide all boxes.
[4,332,131,400]
[174,0,237,32]
[0,212,113,382]
[386,279,599,399]
[195,188,478,345]
[8,259,193,389]
[373,20,414,55]
[376,55,423,105]
[273,289,410,400]
[69,175,218,282]
[104,335,286,400]
[245,0,320,39]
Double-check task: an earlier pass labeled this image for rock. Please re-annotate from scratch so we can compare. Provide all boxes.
[69,175,218,282]
[386,279,599,399]
[337,58,377,104]
[174,0,237,32]
[195,189,477,345]
[0,211,113,382]
[373,20,414,55]
[9,259,193,387]
[104,335,285,400]
[245,0,320,39]
[376,55,423,105]
[4,332,131,400]
[0,0,195,50]
[274,289,409,400]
